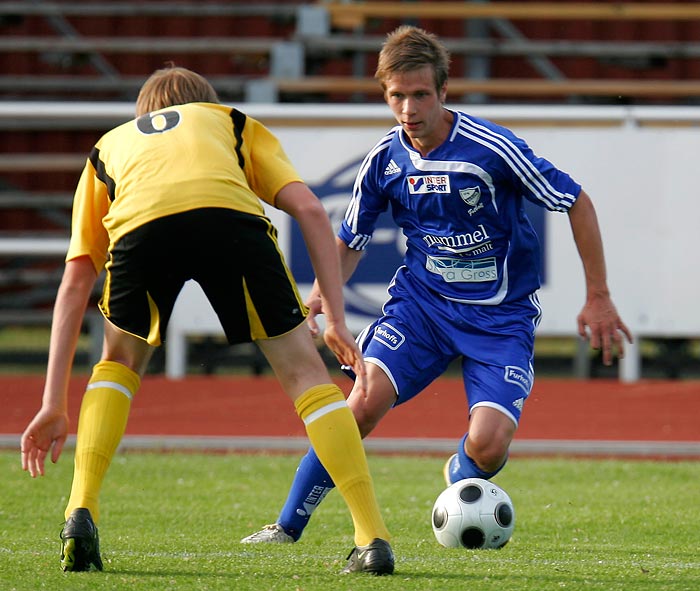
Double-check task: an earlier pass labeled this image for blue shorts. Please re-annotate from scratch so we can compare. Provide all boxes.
[354,268,541,426]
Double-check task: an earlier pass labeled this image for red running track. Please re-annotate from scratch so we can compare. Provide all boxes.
[2,375,698,444]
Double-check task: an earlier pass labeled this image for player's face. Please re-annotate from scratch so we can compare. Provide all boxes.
[384,66,450,156]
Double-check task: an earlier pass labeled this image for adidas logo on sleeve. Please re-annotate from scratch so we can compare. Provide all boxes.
[384,159,400,175]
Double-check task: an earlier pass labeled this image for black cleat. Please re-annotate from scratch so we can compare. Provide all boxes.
[341,538,394,575]
[60,508,103,572]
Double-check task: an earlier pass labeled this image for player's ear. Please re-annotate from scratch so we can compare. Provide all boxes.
[438,83,447,105]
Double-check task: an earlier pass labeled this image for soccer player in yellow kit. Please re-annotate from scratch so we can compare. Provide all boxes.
[19,66,394,575]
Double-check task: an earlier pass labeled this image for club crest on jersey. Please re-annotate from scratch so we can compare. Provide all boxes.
[407,175,450,194]
[460,186,484,216]
[460,186,481,206]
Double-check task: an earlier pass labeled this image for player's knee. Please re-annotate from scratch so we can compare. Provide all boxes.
[466,433,509,473]
[472,450,507,475]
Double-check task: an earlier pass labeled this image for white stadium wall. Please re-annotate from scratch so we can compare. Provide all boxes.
[262,105,700,338]
[8,102,688,377]
[165,104,700,380]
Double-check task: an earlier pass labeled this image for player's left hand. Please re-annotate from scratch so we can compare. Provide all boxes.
[304,294,323,338]
[577,293,633,366]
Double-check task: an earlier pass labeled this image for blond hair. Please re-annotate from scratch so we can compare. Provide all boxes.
[135,65,219,116]
[375,25,450,93]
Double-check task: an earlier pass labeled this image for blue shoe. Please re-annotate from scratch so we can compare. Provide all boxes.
[443,453,458,486]
[60,508,103,572]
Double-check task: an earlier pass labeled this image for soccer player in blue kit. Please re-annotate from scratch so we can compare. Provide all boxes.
[242,25,633,544]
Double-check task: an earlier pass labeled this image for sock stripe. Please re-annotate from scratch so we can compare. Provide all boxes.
[301,400,348,426]
[86,380,134,400]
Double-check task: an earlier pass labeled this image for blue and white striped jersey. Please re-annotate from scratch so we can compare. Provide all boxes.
[338,109,581,305]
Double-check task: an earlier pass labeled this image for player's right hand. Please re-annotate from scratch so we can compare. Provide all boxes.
[20,408,69,477]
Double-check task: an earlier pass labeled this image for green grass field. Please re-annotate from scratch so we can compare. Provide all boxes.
[1,450,698,591]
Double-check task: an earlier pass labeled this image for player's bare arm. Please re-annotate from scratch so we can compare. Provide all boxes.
[567,190,633,365]
[21,257,97,476]
[304,240,364,337]
[275,183,367,389]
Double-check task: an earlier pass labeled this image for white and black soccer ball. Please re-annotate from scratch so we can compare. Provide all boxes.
[431,478,515,549]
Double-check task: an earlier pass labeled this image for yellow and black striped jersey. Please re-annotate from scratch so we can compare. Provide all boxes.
[67,102,302,272]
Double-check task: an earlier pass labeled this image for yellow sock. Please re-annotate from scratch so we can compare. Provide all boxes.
[65,360,140,524]
[294,384,390,547]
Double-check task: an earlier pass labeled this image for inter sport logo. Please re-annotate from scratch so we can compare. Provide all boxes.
[407,175,450,194]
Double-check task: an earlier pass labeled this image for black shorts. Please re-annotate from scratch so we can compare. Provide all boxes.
[99,208,308,345]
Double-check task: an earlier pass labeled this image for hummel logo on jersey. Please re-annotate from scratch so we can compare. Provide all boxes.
[408,175,450,194]
[384,159,400,175]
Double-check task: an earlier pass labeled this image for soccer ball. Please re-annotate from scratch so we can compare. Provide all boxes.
[431,478,515,549]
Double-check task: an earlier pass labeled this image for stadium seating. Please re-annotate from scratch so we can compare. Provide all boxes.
[1,1,700,104]
[1,1,699,376]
